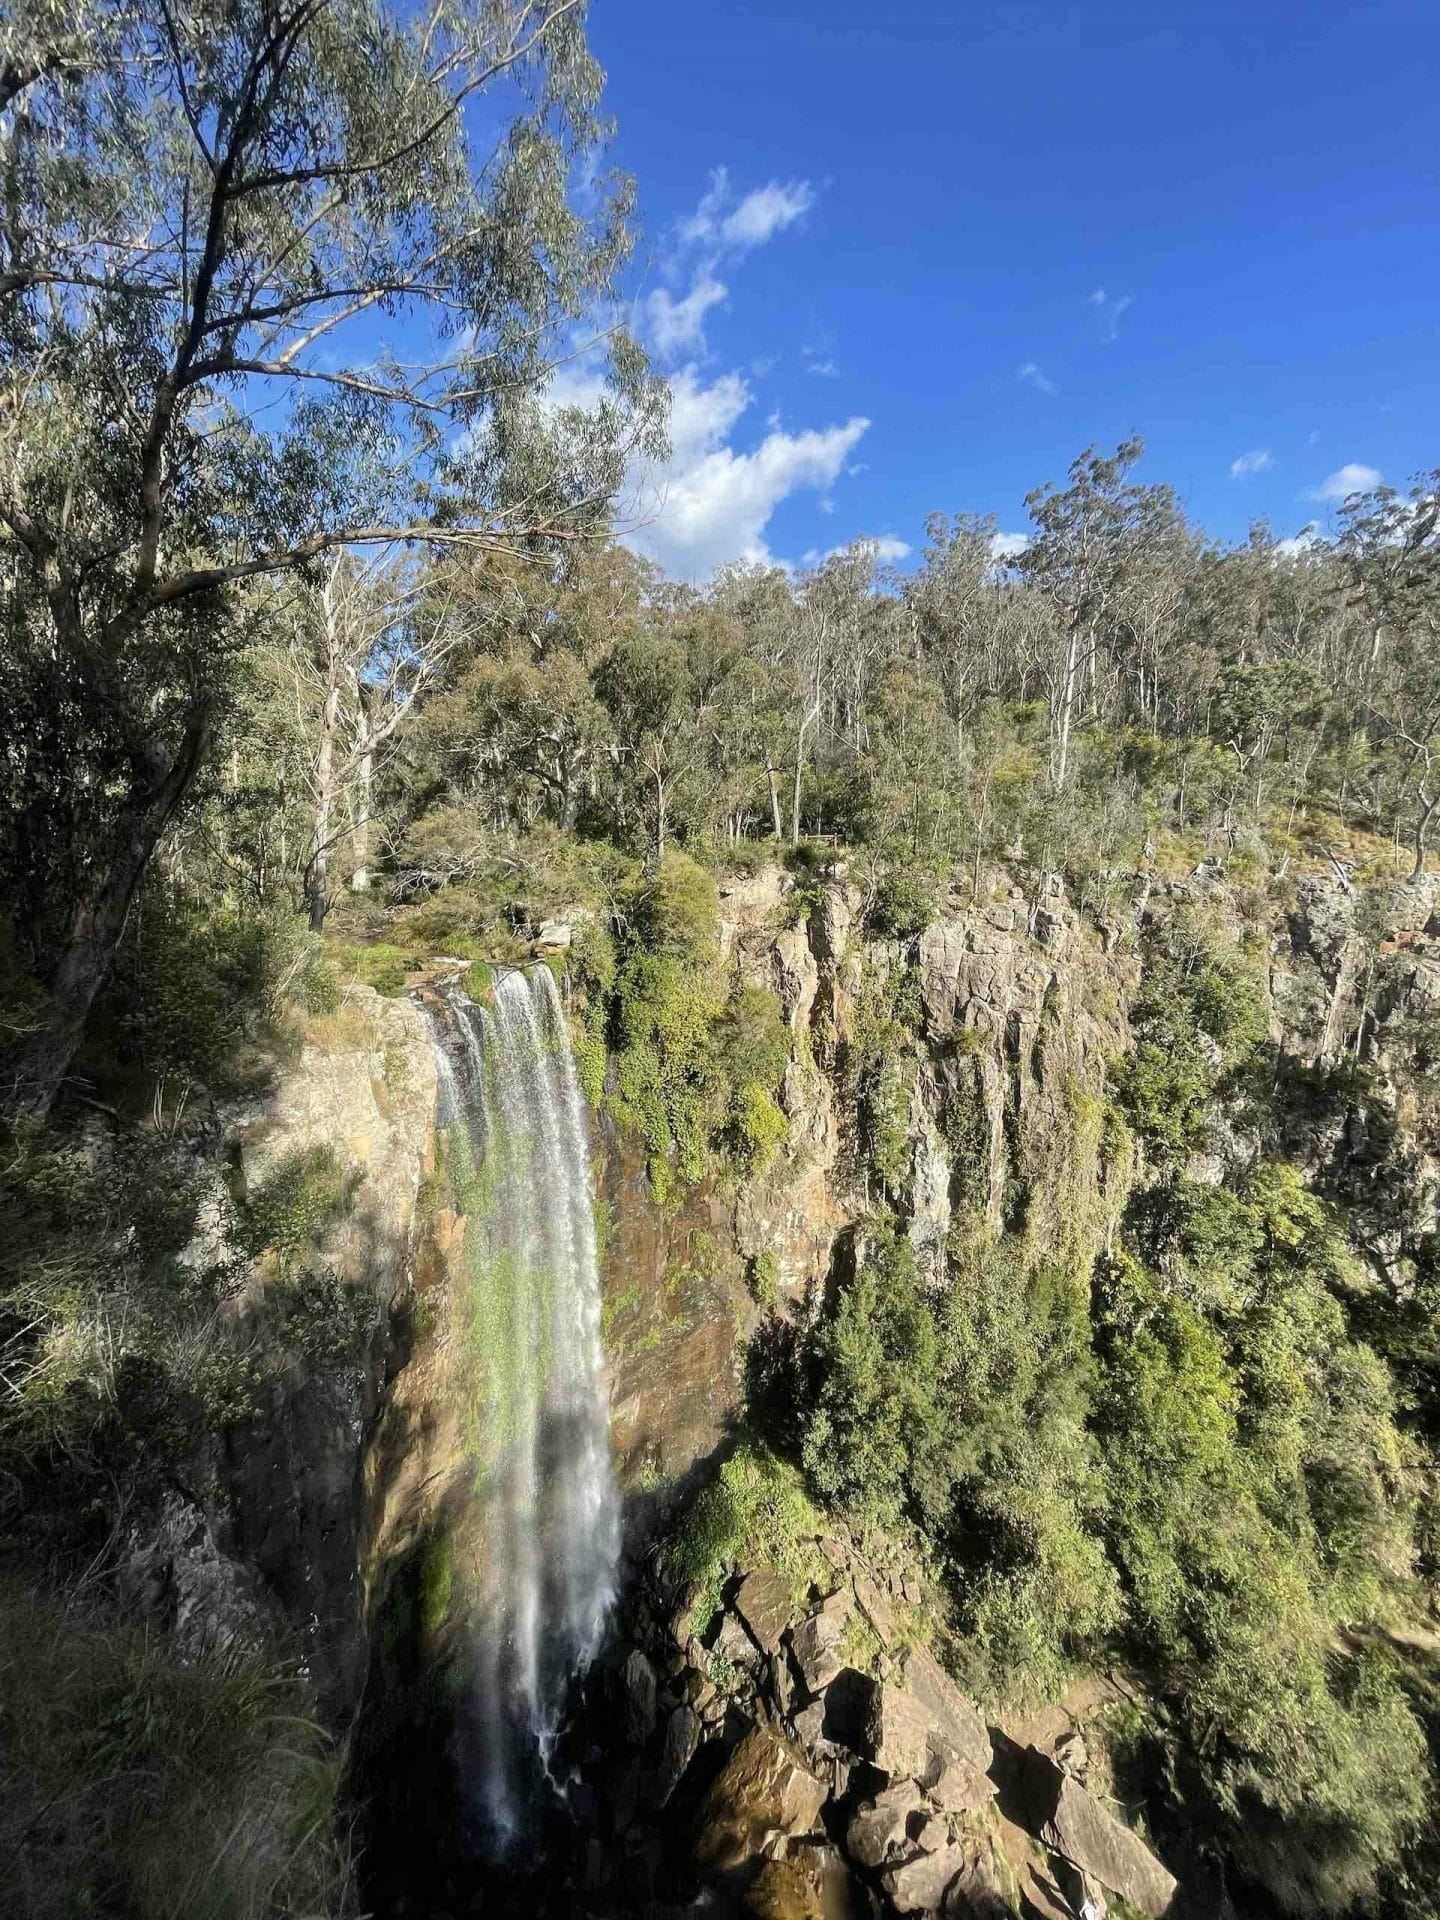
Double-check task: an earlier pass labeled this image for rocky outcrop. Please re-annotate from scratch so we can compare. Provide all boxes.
[583,1523,1175,1919]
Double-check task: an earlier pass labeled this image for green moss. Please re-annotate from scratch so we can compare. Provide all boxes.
[418,1533,455,1638]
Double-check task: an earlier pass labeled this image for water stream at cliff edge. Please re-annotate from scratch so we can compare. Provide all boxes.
[426,965,620,1855]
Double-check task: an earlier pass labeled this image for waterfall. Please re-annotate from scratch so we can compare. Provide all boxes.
[425,964,620,1853]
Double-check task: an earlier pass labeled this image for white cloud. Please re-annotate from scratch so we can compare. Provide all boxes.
[805,355,839,377]
[990,530,1029,559]
[625,365,869,580]
[1274,523,1320,557]
[803,534,911,568]
[1017,361,1056,396]
[721,179,815,247]
[646,275,727,358]
[1231,448,1274,478]
[1309,462,1383,502]
[647,169,819,367]
[1088,288,1133,342]
[677,167,816,253]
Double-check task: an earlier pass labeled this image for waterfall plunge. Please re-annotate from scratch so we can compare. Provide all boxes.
[426,965,620,1853]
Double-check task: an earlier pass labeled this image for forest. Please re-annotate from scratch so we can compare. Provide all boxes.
[3,5,1440,1920]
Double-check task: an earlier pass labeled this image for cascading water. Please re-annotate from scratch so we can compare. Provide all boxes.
[425,964,620,1855]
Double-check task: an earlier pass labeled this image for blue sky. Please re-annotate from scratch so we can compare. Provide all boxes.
[580,0,1438,579]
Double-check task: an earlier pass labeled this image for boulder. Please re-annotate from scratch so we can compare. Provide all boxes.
[1021,1749,1176,1915]
[655,1704,702,1807]
[846,1779,924,1869]
[866,1677,933,1778]
[622,1647,658,1746]
[914,1812,950,1853]
[694,1725,827,1873]
[901,1646,991,1772]
[788,1591,850,1695]
[713,1609,761,1672]
[734,1569,796,1655]
[928,1758,996,1816]
[882,1842,971,1913]
[534,919,573,949]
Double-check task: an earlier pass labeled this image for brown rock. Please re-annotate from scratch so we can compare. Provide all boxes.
[735,1569,796,1654]
[900,1646,991,1772]
[788,1591,851,1695]
[883,1842,971,1913]
[694,1725,827,1873]
[1021,1749,1176,1915]
[866,1677,932,1777]
[655,1704,702,1807]
[743,1857,824,1920]
[846,1779,924,1869]
[928,1758,996,1816]
[622,1647,658,1746]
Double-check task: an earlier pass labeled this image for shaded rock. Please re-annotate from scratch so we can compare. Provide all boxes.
[815,1664,875,1752]
[735,1569,796,1655]
[622,1647,658,1746]
[846,1779,924,1869]
[655,1704,702,1807]
[1021,1749,1176,1915]
[1020,1863,1079,1920]
[883,1842,971,1913]
[928,1758,996,1816]
[744,1856,825,1920]
[915,1813,950,1853]
[694,1725,827,1873]
[789,1590,851,1695]
[791,1699,829,1755]
[713,1609,761,1671]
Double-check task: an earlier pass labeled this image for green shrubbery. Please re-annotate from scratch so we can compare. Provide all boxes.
[595,855,792,1200]
[667,1440,825,1640]
[0,1577,351,1920]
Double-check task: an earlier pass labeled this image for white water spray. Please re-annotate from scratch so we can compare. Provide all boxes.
[426,965,620,1851]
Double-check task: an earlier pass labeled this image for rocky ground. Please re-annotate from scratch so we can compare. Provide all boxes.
[576,1525,1176,1920]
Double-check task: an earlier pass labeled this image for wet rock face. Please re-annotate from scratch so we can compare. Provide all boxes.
[693,1725,828,1873]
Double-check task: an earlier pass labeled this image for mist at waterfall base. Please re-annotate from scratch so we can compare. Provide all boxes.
[427,965,621,1863]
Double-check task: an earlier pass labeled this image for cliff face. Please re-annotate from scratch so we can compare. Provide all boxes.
[120,986,437,1717]
[600,864,1440,1506]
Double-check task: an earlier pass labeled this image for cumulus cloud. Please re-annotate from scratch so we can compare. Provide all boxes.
[990,531,1029,559]
[1017,362,1056,396]
[646,275,727,357]
[626,366,869,580]
[1231,448,1274,477]
[1309,462,1383,501]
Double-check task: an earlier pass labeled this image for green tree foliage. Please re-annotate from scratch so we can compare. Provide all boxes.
[0,0,658,1117]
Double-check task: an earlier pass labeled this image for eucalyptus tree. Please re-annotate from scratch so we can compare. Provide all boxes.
[1018,438,1170,785]
[0,0,660,1115]
[1339,474,1440,877]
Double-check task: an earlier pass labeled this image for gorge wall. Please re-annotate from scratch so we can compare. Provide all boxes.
[104,857,1440,1919]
